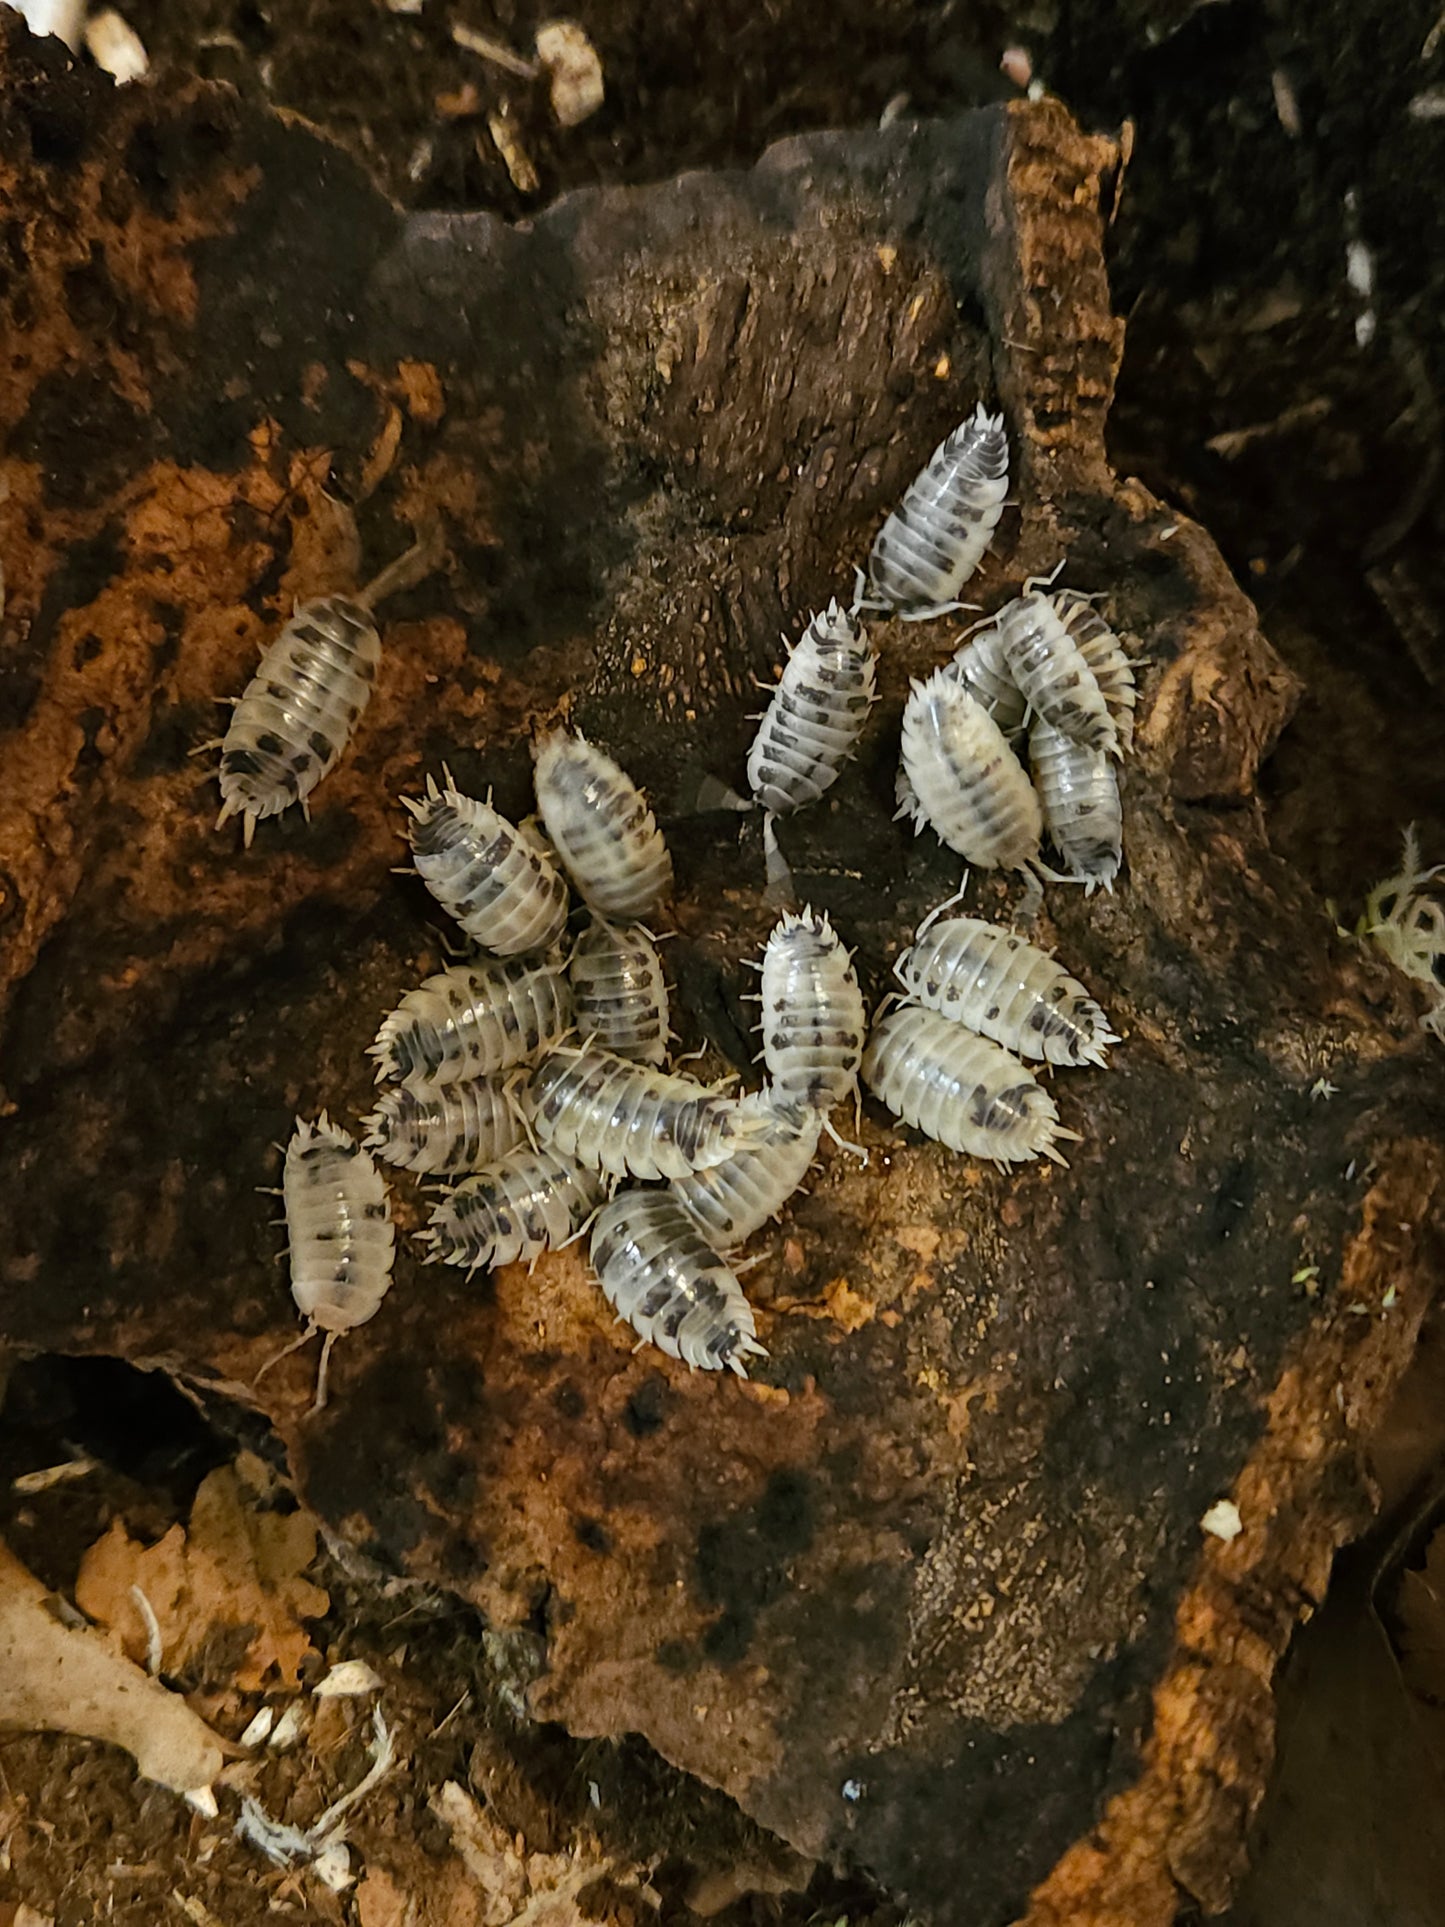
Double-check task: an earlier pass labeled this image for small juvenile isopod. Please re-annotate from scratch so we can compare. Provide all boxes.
[215,525,440,846]
[421,1147,602,1271]
[895,915,1119,1067]
[533,729,674,919]
[370,956,572,1090]
[862,1006,1077,1166]
[671,1094,822,1251]
[1052,592,1137,753]
[362,1076,525,1175]
[861,403,1010,618]
[759,908,867,1115]
[746,600,878,814]
[569,916,670,1066]
[898,669,1042,871]
[402,774,568,954]
[589,1190,767,1376]
[994,590,1118,756]
[1030,720,1124,894]
[277,1113,396,1410]
[525,1045,772,1182]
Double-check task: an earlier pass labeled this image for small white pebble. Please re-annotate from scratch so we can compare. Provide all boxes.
[314,1659,383,1698]
[588,1779,601,1808]
[1200,1499,1243,1541]
[535,19,605,127]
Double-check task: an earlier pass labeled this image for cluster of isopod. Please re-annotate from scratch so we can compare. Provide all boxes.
[221,389,1131,1407]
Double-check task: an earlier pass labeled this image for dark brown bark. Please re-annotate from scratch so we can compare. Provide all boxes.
[1,20,1441,1923]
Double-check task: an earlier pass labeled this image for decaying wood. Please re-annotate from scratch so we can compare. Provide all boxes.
[1,18,1442,1923]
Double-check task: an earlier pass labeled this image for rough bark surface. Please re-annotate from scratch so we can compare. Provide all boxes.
[1,23,1441,1924]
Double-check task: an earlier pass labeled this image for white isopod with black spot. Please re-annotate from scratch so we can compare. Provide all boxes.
[569,916,670,1065]
[759,908,867,1117]
[362,1076,525,1175]
[533,729,673,919]
[861,403,1010,618]
[894,623,1026,828]
[1052,592,1137,753]
[524,1045,773,1182]
[898,669,1042,871]
[863,1006,1078,1166]
[1030,720,1124,895]
[746,600,878,814]
[895,916,1118,1067]
[215,526,440,846]
[275,1112,396,1411]
[370,956,572,1090]
[995,590,1118,755]
[671,1093,822,1251]
[402,774,569,954]
[421,1147,603,1271]
[590,1189,767,1376]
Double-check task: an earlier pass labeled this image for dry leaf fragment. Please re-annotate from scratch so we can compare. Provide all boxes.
[535,20,604,127]
[0,1537,223,1794]
[74,1463,328,1689]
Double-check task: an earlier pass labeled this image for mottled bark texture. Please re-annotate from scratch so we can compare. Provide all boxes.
[1,19,1441,1925]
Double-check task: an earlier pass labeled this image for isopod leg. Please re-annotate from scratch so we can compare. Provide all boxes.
[253,1321,319,1386]
[822,1114,868,1165]
[310,1330,339,1415]
[914,869,972,941]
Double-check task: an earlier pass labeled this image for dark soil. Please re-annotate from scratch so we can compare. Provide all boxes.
[5,0,1445,1923]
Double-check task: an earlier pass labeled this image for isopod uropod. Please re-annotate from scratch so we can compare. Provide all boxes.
[370,956,573,1090]
[277,1113,396,1411]
[862,403,1010,618]
[671,1094,822,1251]
[362,1076,525,1175]
[1030,720,1124,895]
[568,916,671,1066]
[589,1190,767,1376]
[524,1045,772,1182]
[758,908,867,1115]
[898,670,1042,871]
[746,600,878,815]
[533,729,674,919]
[895,915,1119,1068]
[863,1006,1077,1167]
[402,774,569,954]
[421,1147,603,1271]
[994,590,1118,756]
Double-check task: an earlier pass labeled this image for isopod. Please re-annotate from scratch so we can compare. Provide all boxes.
[370,956,572,1090]
[215,525,440,846]
[362,1076,525,1175]
[862,1006,1076,1166]
[276,1113,396,1410]
[994,590,1118,755]
[672,1094,822,1251]
[402,774,568,954]
[524,1045,771,1182]
[1052,592,1137,753]
[759,908,867,1115]
[746,600,878,814]
[1030,720,1124,894]
[898,669,1041,871]
[862,403,1010,617]
[589,1190,766,1376]
[533,729,673,918]
[569,915,670,1066]
[947,620,1029,740]
[895,915,1118,1067]
[421,1147,602,1271]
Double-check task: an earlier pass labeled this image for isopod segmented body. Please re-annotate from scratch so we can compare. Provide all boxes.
[533,729,673,919]
[217,597,380,847]
[995,591,1117,755]
[746,600,878,814]
[525,1046,771,1182]
[899,670,1041,870]
[759,908,867,1112]
[1030,721,1124,895]
[281,1113,395,1408]
[864,404,1010,617]
[403,775,568,954]
[590,1190,766,1376]
[947,621,1029,740]
[895,916,1118,1067]
[370,956,572,1089]
[421,1147,602,1271]
[362,1076,525,1175]
[569,916,670,1066]
[1052,592,1137,753]
[672,1094,822,1251]
[862,1006,1075,1166]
